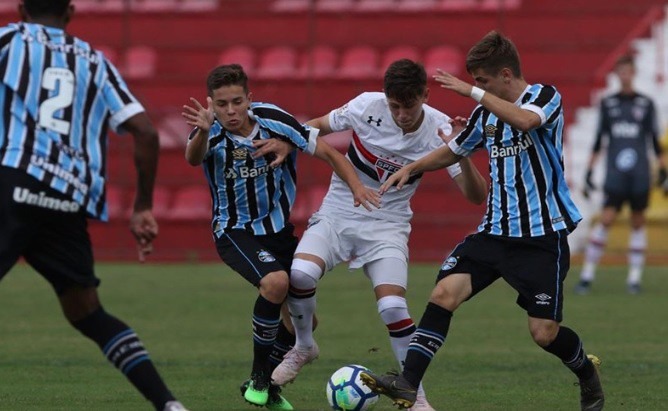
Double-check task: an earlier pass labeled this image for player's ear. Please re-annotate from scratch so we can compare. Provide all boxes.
[64,3,75,24]
[18,1,28,21]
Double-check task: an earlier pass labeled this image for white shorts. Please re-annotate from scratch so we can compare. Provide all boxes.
[296,206,410,284]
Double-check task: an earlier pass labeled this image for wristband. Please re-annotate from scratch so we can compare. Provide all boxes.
[470,86,485,103]
[446,163,462,178]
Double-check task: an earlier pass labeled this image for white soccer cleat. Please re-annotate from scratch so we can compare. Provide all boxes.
[409,391,436,411]
[162,401,189,411]
[271,341,320,386]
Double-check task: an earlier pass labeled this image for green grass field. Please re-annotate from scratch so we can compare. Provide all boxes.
[0,263,666,411]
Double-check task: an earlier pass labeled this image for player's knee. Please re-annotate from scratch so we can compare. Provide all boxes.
[529,321,559,347]
[376,295,409,322]
[59,286,101,323]
[260,270,290,302]
[290,258,322,291]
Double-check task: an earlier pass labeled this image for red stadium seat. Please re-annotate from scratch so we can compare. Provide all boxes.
[316,0,356,12]
[95,45,119,67]
[355,0,397,12]
[177,0,220,11]
[338,46,380,80]
[218,46,257,76]
[106,185,125,220]
[131,0,178,11]
[123,46,157,79]
[256,46,298,80]
[297,46,338,79]
[169,186,212,220]
[157,113,191,149]
[380,46,422,71]
[151,186,173,220]
[397,0,438,11]
[423,45,464,76]
[271,0,310,12]
[438,0,479,10]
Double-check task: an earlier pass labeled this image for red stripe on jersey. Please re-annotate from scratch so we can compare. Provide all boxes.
[352,131,379,164]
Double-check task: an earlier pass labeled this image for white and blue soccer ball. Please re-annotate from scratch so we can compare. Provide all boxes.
[326,364,379,411]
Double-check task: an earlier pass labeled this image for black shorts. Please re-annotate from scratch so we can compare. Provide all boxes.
[0,167,98,294]
[436,231,570,322]
[215,224,299,287]
[603,190,649,212]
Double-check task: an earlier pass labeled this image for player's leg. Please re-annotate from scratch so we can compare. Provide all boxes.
[24,210,185,411]
[216,230,290,406]
[626,191,649,294]
[510,231,604,411]
[577,193,622,294]
[272,212,346,386]
[366,257,433,411]
[361,233,499,408]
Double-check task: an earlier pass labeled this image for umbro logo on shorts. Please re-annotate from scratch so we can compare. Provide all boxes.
[12,187,80,212]
[535,293,552,305]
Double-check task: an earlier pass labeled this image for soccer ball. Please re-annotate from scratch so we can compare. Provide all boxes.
[326,364,380,411]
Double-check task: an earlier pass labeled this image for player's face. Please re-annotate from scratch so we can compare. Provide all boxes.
[615,63,635,88]
[387,94,427,133]
[210,84,252,135]
[470,68,512,101]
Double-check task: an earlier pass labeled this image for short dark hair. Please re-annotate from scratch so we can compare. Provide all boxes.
[23,0,71,18]
[206,64,249,96]
[465,31,522,78]
[383,59,427,106]
[615,54,635,68]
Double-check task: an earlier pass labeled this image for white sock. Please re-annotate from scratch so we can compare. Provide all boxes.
[377,295,426,396]
[581,224,608,282]
[627,228,646,285]
[288,259,322,348]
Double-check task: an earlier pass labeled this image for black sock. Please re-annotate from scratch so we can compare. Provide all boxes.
[403,302,452,388]
[269,320,295,372]
[542,326,595,380]
[71,307,174,410]
[251,295,282,378]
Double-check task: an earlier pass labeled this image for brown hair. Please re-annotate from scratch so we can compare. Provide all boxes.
[383,59,427,106]
[206,64,249,96]
[465,31,522,78]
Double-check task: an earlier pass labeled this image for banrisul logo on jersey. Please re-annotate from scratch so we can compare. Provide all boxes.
[224,164,272,179]
[489,133,534,158]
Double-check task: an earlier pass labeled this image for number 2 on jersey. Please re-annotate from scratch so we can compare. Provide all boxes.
[39,67,75,134]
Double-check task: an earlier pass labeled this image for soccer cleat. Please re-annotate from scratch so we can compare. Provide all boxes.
[270,342,319,386]
[360,370,417,409]
[243,373,270,406]
[409,391,436,411]
[240,380,294,410]
[627,283,641,295]
[162,401,189,411]
[578,355,604,411]
[574,280,592,295]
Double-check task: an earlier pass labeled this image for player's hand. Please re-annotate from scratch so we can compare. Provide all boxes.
[351,184,382,211]
[659,166,668,196]
[181,97,214,132]
[582,169,596,199]
[379,165,413,194]
[438,126,460,145]
[252,138,296,167]
[433,69,473,97]
[129,209,159,263]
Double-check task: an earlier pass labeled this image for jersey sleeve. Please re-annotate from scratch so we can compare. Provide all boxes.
[100,59,144,134]
[328,93,369,132]
[252,103,318,155]
[448,105,486,157]
[520,85,561,126]
[591,99,609,153]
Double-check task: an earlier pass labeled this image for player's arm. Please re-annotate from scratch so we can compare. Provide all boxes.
[379,144,462,194]
[439,124,487,205]
[313,140,381,210]
[306,114,335,136]
[583,103,608,197]
[121,111,160,262]
[433,69,541,132]
[182,97,214,165]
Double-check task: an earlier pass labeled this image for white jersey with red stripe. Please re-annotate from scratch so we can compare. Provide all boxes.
[320,91,455,223]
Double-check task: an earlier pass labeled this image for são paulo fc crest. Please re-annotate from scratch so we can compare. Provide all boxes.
[258,250,276,263]
[440,256,458,271]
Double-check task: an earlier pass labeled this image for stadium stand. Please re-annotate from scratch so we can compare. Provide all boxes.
[3,0,665,261]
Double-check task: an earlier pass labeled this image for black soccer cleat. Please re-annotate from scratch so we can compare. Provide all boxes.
[578,355,605,411]
[360,370,417,409]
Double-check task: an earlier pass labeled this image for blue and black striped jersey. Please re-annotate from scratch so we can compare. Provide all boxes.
[0,22,144,220]
[196,102,318,237]
[449,84,582,237]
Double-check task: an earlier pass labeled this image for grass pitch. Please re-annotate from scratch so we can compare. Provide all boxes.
[0,263,666,410]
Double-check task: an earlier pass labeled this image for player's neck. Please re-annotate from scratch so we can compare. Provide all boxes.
[27,18,67,30]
